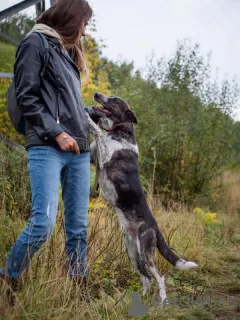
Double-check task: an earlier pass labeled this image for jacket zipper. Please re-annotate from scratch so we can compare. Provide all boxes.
[56,92,60,124]
[60,49,80,79]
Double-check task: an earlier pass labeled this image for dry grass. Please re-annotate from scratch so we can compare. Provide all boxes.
[0,143,239,319]
[0,196,239,320]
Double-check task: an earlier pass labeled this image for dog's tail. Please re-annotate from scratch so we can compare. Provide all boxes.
[156,230,198,270]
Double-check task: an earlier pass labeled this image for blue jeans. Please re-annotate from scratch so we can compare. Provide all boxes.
[0,146,90,279]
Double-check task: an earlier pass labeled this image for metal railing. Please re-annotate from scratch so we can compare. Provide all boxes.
[0,0,52,21]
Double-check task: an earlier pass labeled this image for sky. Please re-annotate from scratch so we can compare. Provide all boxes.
[1,0,240,113]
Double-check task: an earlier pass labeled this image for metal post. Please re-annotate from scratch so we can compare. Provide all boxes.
[0,0,43,21]
[35,1,45,17]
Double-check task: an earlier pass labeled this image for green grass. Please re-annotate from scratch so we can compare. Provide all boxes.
[0,144,239,319]
[0,203,239,320]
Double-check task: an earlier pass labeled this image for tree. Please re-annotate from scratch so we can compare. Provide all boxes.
[109,40,240,205]
[1,15,240,206]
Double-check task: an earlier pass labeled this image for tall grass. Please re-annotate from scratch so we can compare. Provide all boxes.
[0,144,239,319]
[0,143,31,220]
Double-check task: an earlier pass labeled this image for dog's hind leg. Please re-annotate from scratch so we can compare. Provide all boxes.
[137,228,168,305]
[124,233,152,296]
[148,265,168,305]
[141,275,151,296]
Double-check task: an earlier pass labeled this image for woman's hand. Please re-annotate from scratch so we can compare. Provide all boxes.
[55,132,80,155]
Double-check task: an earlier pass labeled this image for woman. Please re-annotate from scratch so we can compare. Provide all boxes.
[0,0,97,294]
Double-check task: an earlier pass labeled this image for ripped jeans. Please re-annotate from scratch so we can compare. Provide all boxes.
[0,146,90,279]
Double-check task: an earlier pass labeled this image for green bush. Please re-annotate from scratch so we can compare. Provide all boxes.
[0,143,31,219]
[1,14,240,205]
[110,41,240,205]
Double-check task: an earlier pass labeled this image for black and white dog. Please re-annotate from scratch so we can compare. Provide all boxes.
[87,93,197,304]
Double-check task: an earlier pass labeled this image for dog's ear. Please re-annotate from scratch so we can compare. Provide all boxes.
[125,110,137,124]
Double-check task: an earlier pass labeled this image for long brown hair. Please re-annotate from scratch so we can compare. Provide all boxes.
[37,0,93,79]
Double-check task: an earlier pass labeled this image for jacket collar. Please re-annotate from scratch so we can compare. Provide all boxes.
[46,36,80,78]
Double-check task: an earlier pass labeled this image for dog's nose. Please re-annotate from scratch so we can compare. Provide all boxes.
[94,92,100,99]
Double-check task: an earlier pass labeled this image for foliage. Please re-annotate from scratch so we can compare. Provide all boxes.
[108,41,240,205]
[82,35,111,104]
[0,12,239,320]
[0,182,239,319]
[193,207,222,226]
[0,42,25,144]
[0,15,33,144]
[0,144,31,220]
[0,14,35,43]
[88,197,107,211]
[1,15,240,204]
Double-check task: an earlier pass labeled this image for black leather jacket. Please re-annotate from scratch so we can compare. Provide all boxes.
[15,33,96,151]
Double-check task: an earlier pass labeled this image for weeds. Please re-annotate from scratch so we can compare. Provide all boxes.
[0,146,239,319]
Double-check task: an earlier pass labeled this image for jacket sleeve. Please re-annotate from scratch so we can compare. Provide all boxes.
[15,42,64,139]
